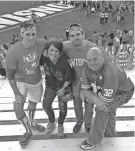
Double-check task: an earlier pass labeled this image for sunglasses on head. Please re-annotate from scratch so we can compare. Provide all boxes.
[69,23,82,30]
[20,21,35,29]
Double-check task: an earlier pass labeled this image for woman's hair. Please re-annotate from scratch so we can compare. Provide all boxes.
[46,38,63,53]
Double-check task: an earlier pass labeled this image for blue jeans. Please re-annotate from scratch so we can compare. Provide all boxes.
[42,86,67,125]
[72,82,94,127]
[88,88,134,145]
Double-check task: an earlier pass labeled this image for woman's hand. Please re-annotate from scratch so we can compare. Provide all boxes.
[57,87,65,97]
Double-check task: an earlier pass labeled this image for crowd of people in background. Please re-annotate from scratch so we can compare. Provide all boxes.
[0,0,134,77]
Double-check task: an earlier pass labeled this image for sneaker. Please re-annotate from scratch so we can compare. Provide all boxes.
[19,132,33,146]
[57,125,64,136]
[30,124,45,132]
[45,122,56,133]
[80,139,102,150]
[73,123,82,133]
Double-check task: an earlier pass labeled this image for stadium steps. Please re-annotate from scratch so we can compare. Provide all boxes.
[0,97,135,142]
[0,71,135,142]
[0,137,135,151]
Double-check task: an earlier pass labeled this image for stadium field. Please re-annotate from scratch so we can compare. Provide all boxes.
[0,1,134,44]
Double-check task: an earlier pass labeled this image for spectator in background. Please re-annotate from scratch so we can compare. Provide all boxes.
[117,11,121,23]
[65,26,69,40]
[129,29,134,43]
[107,32,114,55]
[44,36,48,40]
[91,6,96,14]
[11,35,16,44]
[96,1,100,12]
[104,12,108,23]
[100,11,104,24]
[0,43,7,77]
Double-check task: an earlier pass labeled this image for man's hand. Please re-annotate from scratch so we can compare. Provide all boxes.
[57,88,65,97]
[15,93,25,103]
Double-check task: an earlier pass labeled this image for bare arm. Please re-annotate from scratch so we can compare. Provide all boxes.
[6,68,25,103]
[6,68,20,95]
[62,81,71,89]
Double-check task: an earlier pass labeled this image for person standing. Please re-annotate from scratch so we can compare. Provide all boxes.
[104,12,108,23]
[5,22,46,146]
[63,24,111,133]
[41,38,73,136]
[65,26,69,40]
[100,11,104,24]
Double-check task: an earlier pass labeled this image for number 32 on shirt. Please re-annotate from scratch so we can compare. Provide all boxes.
[103,89,113,97]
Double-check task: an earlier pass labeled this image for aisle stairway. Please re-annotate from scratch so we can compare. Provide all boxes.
[0,71,135,150]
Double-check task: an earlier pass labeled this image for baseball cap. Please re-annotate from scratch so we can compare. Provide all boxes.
[69,23,83,34]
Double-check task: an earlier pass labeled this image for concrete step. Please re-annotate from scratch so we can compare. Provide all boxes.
[0,107,134,122]
[0,137,135,151]
[0,70,135,98]
[0,121,134,142]
[0,99,134,112]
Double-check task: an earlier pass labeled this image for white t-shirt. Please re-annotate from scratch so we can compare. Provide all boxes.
[105,13,108,18]
[65,27,69,33]
[129,30,134,36]
[91,7,95,12]
[100,12,104,18]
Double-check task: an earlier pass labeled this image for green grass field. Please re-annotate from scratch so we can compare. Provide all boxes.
[0,1,134,44]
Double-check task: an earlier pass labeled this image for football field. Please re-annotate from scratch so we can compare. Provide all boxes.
[0,1,134,44]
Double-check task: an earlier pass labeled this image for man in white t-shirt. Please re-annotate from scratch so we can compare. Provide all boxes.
[100,12,104,24]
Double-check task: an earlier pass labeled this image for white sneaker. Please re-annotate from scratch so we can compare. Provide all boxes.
[80,139,103,150]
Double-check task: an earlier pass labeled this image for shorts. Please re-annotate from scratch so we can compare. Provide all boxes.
[108,42,113,46]
[122,41,128,44]
[15,79,43,103]
[91,11,94,14]
[121,16,124,21]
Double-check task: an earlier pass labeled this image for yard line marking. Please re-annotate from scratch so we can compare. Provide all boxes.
[0,7,78,33]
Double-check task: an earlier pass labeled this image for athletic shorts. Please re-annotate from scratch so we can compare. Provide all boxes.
[121,16,124,20]
[122,41,128,44]
[91,11,94,14]
[108,42,113,46]
[15,79,43,103]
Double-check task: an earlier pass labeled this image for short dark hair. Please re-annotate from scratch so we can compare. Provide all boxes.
[46,38,63,53]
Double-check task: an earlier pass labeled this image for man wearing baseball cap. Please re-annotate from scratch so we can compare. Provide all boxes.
[63,23,111,134]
